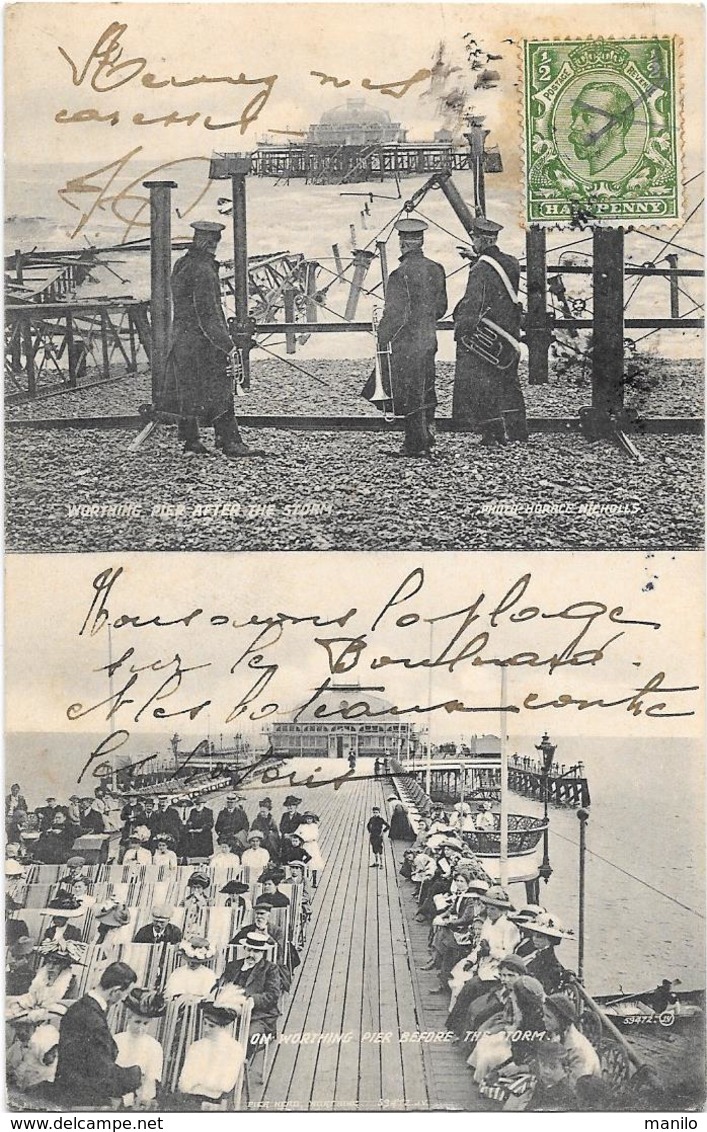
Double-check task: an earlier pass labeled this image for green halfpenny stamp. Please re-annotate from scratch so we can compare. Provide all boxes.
[524,38,680,225]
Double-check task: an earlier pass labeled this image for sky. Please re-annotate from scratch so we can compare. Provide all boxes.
[5,3,704,176]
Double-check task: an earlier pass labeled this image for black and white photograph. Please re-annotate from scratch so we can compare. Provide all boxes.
[3,1,705,1124]
[3,3,704,553]
[4,551,705,1112]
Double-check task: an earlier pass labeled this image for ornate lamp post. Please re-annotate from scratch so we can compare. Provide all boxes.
[535,731,556,884]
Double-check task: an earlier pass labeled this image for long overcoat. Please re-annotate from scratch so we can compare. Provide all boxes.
[452,246,526,435]
[376,247,447,420]
[160,246,233,425]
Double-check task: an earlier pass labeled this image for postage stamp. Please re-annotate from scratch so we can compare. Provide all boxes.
[524,38,681,224]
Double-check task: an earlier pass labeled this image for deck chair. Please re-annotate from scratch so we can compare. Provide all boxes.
[160,996,250,1108]
[23,865,63,886]
[10,881,46,910]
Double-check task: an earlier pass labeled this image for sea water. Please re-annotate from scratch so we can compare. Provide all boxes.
[5,162,704,364]
[5,731,704,995]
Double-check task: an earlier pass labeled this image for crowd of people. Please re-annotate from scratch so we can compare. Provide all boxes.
[395,799,607,1111]
[5,782,326,1111]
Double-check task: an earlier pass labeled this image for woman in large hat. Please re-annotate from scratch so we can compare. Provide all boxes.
[446,886,520,1037]
[175,1001,244,1109]
[279,796,303,837]
[181,871,211,935]
[41,892,85,944]
[95,902,133,955]
[7,939,84,1022]
[256,868,290,908]
[114,989,166,1109]
[241,829,271,872]
[219,879,251,915]
[520,912,572,994]
[164,937,217,1000]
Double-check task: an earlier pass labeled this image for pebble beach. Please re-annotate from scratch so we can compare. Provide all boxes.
[5,355,703,553]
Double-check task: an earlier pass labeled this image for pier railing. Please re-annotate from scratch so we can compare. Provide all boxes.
[389,760,644,1097]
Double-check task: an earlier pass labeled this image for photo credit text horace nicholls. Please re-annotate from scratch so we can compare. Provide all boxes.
[480,501,642,517]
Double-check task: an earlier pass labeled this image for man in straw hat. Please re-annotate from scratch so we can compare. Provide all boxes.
[366,216,447,457]
[159,220,264,459]
[216,931,281,1057]
[452,215,528,445]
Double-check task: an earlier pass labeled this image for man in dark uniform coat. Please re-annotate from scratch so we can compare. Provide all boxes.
[159,220,263,458]
[375,217,447,457]
[452,216,528,445]
[54,961,141,1108]
[215,793,250,850]
[148,795,183,848]
[184,797,214,858]
[120,796,147,848]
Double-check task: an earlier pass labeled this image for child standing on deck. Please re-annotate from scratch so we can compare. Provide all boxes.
[366,807,390,869]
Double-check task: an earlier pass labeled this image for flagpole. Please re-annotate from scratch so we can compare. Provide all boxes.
[499,667,509,887]
[425,623,433,796]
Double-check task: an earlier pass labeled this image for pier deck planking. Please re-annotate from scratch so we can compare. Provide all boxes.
[259,766,428,1110]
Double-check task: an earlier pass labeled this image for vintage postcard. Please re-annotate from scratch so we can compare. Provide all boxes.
[3,0,705,1122]
[3,550,705,1113]
[3,3,704,553]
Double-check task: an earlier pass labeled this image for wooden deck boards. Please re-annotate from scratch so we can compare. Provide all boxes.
[257,764,430,1111]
